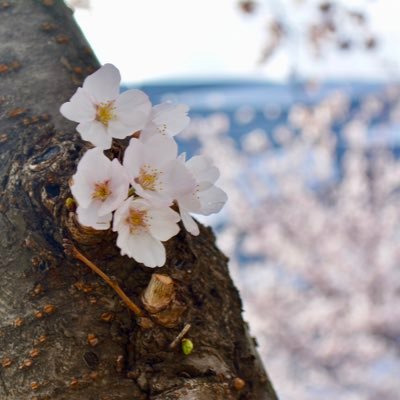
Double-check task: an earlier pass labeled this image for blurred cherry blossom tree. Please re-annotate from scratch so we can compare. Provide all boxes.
[182,84,400,399]
[238,0,378,64]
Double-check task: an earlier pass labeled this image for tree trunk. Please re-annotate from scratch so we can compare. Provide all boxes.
[0,1,278,399]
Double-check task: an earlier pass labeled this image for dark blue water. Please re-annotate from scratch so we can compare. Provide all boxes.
[124,80,397,160]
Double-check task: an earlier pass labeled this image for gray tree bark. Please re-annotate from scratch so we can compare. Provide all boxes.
[0,1,278,399]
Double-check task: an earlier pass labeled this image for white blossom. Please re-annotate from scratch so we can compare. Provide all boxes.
[70,148,129,229]
[140,103,190,142]
[60,63,151,149]
[113,198,180,268]
[123,134,179,205]
[76,205,112,230]
[167,155,227,235]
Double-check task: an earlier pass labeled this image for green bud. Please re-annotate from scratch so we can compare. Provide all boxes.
[181,338,194,355]
[65,197,76,210]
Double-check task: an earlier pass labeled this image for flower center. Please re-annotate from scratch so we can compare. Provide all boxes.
[92,180,112,201]
[126,208,148,233]
[96,101,116,127]
[135,165,161,191]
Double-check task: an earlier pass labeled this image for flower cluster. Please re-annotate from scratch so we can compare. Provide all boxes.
[61,64,227,268]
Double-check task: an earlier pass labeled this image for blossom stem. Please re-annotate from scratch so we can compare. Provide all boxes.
[127,187,136,197]
[64,240,144,317]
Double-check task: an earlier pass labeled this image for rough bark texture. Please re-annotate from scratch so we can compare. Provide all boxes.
[0,1,278,399]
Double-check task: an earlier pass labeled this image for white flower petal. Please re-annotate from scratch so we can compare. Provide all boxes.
[71,150,129,217]
[77,121,112,149]
[123,138,143,181]
[180,208,200,236]
[114,89,151,131]
[144,134,178,167]
[139,122,158,142]
[110,157,130,186]
[98,199,121,216]
[161,154,227,217]
[164,159,196,198]
[76,148,109,176]
[186,155,220,185]
[147,207,180,241]
[197,185,228,215]
[107,120,133,140]
[123,137,177,205]
[60,87,96,123]
[76,206,112,230]
[115,224,131,256]
[133,185,173,207]
[113,198,172,267]
[98,159,129,215]
[70,174,92,208]
[71,148,110,206]
[113,198,133,231]
[151,103,190,136]
[123,232,166,268]
[113,197,150,233]
[178,192,202,213]
[82,63,120,103]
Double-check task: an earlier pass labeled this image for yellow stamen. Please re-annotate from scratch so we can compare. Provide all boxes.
[157,123,167,134]
[96,101,116,127]
[136,166,159,191]
[126,208,148,233]
[92,181,111,201]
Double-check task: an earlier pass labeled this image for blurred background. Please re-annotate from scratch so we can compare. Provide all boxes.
[69,1,400,398]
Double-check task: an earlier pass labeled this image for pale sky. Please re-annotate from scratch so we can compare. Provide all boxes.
[72,0,400,84]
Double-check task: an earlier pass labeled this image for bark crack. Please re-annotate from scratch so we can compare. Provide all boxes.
[0,370,9,397]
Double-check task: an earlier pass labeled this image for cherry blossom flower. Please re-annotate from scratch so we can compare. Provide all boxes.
[61,63,228,268]
[60,63,151,149]
[70,148,129,229]
[167,155,228,235]
[140,103,190,142]
[123,134,179,205]
[113,198,180,267]
[76,205,112,230]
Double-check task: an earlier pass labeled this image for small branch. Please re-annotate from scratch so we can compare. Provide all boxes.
[142,274,175,313]
[169,323,191,349]
[63,239,144,317]
[141,273,186,328]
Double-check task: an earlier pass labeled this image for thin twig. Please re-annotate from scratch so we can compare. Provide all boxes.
[169,323,192,349]
[63,239,144,317]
